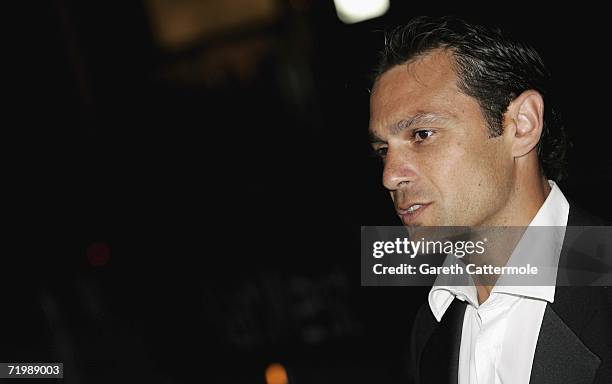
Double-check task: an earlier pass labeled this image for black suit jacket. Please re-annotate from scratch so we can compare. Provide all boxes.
[408,206,612,384]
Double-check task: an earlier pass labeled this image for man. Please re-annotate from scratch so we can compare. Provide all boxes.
[368,16,611,383]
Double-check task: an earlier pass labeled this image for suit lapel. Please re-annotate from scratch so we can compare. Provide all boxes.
[529,304,601,384]
[418,294,602,384]
[530,204,603,384]
[419,299,466,384]
[415,206,605,384]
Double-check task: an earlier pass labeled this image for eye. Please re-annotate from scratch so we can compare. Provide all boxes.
[374,146,388,158]
[414,129,434,142]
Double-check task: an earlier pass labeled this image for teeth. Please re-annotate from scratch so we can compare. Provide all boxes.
[407,204,422,213]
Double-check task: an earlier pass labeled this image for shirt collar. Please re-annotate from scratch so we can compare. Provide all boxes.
[428,180,570,322]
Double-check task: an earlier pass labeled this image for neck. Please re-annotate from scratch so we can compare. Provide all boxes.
[477,285,493,305]
[489,171,551,227]
[515,175,551,225]
[475,171,551,304]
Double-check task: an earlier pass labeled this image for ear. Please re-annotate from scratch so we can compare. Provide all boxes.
[505,90,544,158]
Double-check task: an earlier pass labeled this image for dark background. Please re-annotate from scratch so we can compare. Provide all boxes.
[6,1,611,383]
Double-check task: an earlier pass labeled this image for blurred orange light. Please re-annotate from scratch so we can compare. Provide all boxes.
[265,363,288,384]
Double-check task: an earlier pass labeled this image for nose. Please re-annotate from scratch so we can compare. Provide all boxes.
[382,149,417,191]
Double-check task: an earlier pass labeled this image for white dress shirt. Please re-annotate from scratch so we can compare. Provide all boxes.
[428,181,570,384]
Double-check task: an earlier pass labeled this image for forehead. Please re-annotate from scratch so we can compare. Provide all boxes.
[370,49,471,133]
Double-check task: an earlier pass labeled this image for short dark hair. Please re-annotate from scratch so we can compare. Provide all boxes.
[374,16,568,181]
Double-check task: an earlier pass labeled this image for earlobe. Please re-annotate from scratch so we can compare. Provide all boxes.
[509,90,544,158]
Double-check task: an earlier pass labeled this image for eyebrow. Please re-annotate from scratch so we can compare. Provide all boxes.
[369,112,451,143]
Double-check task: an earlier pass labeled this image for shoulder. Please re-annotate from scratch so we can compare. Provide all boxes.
[559,203,612,286]
[551,286,612,382]
[567,201,609,226]
[552,287,612,328]
[408,302,437,381]
[410,302,437,355]
[412,302,436,340]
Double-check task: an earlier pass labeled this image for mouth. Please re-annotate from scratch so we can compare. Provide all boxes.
[397,203,431,225]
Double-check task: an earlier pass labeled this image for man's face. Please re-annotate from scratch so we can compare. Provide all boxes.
[369,49,515,227]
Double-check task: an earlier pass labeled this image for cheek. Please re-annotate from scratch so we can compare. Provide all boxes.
[429,138,510,218]
[419,142,472,214]
[425,140,473,189]
[478,138,514,185]
[459,139,513,214]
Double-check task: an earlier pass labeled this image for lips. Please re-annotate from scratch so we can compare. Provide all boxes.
[397,202,431,225]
